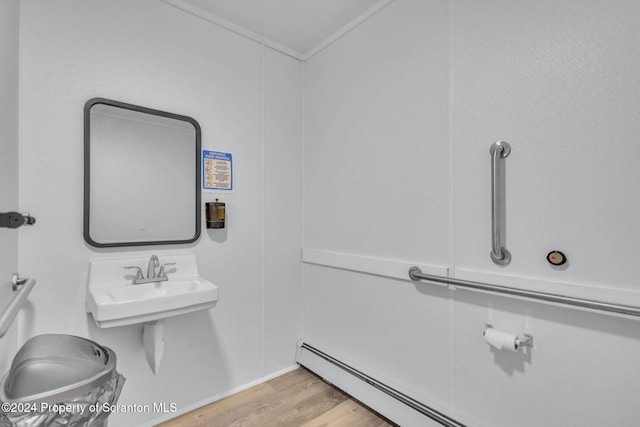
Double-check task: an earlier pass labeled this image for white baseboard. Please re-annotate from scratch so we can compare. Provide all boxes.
[296,341,461,427]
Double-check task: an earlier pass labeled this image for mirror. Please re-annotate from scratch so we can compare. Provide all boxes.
[84,98,201,247]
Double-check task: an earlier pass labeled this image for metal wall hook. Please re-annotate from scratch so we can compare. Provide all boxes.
[22,213,36,225]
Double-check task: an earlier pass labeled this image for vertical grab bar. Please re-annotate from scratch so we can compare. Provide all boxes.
[490,141,511,265]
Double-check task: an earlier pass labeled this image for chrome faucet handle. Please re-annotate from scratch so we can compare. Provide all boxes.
[123,266,144,283]
[157,263,176,279]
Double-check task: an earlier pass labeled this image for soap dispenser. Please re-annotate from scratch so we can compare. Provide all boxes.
[206,199,225,229]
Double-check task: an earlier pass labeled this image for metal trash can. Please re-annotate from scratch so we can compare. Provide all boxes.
[0,334,125,427]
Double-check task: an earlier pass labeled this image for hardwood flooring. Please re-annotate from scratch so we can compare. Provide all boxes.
[156,367,398,427]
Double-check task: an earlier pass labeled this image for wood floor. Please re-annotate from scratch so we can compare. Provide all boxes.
[156,367,398,427]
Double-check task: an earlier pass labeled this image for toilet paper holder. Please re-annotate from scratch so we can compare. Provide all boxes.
[484,324,533,350]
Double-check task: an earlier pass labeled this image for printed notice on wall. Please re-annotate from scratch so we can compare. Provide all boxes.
[203,150,233,191]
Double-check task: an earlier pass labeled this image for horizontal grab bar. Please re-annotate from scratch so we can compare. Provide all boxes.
[0,277,36,339]
[408,267,640,318]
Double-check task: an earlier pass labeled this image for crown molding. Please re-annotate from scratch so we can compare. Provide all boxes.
[160,0,395,62]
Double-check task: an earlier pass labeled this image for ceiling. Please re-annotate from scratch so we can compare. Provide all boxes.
[165,0,388,59]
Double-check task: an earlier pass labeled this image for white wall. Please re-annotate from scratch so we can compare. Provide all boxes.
[11,0,640,426]
[0,0,20,372]
[304,0,453,412]
[453,0,640,304]
[451,1,640,425]
[17,1,302,426]
[303,1,640,426]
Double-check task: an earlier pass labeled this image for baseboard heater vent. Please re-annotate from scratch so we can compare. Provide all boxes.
[298,343,465,427]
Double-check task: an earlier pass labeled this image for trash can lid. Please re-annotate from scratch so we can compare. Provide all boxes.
[0,334,117,404]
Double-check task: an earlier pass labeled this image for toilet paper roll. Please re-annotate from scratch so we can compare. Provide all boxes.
[483,327,518,352]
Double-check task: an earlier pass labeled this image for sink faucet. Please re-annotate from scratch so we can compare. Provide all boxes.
[147,255,159,279]
[124,255,174,285]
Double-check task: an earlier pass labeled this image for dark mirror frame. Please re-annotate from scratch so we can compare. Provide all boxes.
[83,97,201,248]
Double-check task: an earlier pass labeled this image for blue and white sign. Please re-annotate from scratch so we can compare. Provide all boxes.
[203,150,233,191]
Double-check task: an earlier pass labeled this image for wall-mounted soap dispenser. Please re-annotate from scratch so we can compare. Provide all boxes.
[206,199,225,229]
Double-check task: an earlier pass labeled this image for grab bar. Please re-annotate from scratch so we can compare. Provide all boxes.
[0,275,36,339]
[490,141,511,265]
[408,266,640,318]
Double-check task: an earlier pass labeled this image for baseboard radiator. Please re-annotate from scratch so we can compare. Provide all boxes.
[296,342,466,427]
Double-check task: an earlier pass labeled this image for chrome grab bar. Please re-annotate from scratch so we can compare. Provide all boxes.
[0,275,36,339]
[408,266,640,318]
[490,141,511,265]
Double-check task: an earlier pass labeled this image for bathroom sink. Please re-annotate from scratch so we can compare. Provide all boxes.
[86,254,218,328]
[108,280,206,302]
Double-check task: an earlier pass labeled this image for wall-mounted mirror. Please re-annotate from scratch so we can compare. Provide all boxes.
[84,98,201,247]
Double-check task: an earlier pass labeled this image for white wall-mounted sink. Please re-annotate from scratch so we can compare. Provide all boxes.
[86,254,218,328]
